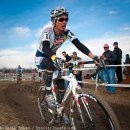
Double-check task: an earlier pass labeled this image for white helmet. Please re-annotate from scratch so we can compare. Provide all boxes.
[50,7,68,20]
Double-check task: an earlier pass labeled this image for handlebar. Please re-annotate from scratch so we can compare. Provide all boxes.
[63,58,106,77]
[66,60,94,66]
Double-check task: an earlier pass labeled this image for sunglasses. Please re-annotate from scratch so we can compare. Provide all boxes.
[104,47,108,49]
[57,17,69,22]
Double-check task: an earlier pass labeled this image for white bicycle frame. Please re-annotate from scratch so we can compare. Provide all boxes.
[51,69,83,115]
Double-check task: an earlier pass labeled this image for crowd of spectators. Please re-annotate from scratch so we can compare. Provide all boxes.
[62,42,130,94]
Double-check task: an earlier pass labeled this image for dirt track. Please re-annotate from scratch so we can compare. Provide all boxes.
[0,81,130,130]
[0,81,47,129]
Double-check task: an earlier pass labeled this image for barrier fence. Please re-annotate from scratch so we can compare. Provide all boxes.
[0,64,130,92]
[64,63,130,92]
[0,73,40,81]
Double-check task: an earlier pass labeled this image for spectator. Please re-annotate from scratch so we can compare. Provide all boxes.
[70,52,83,87]
[123,54,130,81]
[113,42,123,82]
[16,65,23,81]
[101,44,117,94]
[16,65,23,75]
[62,51,71,62]
[97,68,103,81]
[124,54,130,64]
[62,51,71,89]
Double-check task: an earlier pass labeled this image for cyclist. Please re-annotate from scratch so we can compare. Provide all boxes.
[16,65,23,81]
[34,7,98,110]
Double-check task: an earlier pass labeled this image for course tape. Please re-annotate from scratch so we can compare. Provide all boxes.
[64,64,130,88]
[78,81,130,87]
[63,64,130,71]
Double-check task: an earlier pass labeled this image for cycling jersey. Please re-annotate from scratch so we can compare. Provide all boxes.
[16,68,22,74]
[35,27,90,67]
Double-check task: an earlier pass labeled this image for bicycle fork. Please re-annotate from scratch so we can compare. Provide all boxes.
[75,95,95,128]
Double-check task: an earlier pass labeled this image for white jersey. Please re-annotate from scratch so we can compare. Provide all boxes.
[35,27,76,65]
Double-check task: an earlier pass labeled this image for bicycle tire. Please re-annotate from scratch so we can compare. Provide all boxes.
[37,86,55,125]
[17,75,22,84]
[70,89,121,130]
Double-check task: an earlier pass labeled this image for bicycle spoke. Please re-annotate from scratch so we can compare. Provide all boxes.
[81,97,93,121]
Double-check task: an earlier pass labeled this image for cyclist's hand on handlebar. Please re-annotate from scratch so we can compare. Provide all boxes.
[93,55,99,65]
[99,56,106,69]
[51,55,63,70]
[101,55,107,61]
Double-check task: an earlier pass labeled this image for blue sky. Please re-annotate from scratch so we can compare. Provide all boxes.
[0,0,130,68]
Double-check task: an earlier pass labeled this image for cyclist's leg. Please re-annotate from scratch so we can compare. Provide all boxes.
[108,68,116,93]
[40,58,54,93]
[56,79,65,103]
[56,79,70,124]
[38,57,56,109]
[102,69,110,91]
[76,72,83,87]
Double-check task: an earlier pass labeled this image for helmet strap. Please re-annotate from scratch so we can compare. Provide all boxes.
[52,17,58,27]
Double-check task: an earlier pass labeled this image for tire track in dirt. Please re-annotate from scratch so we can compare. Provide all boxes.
[1,81,130,130]
[3,82,47,127]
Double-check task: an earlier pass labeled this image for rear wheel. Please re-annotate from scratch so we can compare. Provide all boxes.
[37,86,55,125]
[70,89,121,130]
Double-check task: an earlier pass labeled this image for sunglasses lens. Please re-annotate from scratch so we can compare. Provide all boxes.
[58,18,68,22]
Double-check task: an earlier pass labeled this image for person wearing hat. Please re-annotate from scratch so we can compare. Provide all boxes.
[124,54,130,64]
[101,44,117,93]
[70,52,83,87]
[113,42,123,83]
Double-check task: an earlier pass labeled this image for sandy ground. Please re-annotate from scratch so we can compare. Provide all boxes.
[0,80,130,130]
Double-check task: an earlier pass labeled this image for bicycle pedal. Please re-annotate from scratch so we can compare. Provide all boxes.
[55,116,61,124]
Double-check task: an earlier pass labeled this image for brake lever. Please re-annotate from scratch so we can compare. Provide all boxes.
[91,58,106,77]
[99,58,106,69]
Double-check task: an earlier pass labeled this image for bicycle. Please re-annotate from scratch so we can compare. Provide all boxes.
[16,73,22,84]
[37,59,121,130]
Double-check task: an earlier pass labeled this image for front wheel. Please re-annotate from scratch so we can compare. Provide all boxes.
[17,75,21,84]
[70,89,121,130]
[37,86,55,125]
